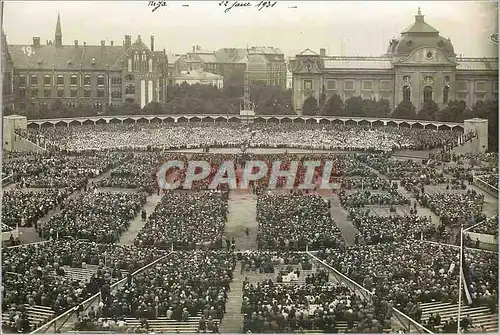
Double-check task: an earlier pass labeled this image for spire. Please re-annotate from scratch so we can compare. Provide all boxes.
[55,12,62,47]
[415,7,424,23]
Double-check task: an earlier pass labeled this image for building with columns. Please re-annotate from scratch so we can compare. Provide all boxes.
[7,14,168,113]
[290,9,498,113]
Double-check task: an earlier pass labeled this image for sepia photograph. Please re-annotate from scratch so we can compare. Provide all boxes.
[0,0,498,334]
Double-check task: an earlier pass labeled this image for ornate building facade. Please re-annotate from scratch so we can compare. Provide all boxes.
[290,9,498,113]
[2,30,15,112]
[7,14,168,113]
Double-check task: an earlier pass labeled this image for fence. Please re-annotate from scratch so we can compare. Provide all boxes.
[473,175,498,198]
[307,251,434,334]
[2,173,13,186]
[30,250,173,334]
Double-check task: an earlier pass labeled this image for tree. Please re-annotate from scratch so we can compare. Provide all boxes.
[302,95,318,115]
[392,101,416,119]
[322,94,344,116]
[143,101,165,115]
[418,100,439,121]
[345,96,365,116]
[437,100,466,122]
[122,101,141,115]
[369,99,391,118]
[471,100,498,152]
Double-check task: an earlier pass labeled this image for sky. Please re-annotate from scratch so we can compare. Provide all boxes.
[2,1,498,58]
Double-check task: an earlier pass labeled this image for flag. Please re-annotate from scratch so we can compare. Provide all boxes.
[460,248,474,305]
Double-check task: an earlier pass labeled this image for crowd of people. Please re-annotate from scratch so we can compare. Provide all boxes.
[26,123,462,152]
[2,189,70,228]
[75,251,235,332]
[41,191,147,242]
[339,189,410,208]
[2,239,166,331]
[242,277,392,333]
[256,192,344,250]
[316,240,498,311]
[238,252,314,274]
[134,191,228,250]
[471,216,499,236]
[347,209,434,245]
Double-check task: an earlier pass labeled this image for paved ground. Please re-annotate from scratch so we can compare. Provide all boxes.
[224,191,258,251]
[119,194,162,245]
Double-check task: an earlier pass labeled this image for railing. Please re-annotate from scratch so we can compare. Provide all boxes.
[2,173,14,186]
[30,250,173,334]
[307,251,434,334]
[473,175,498,198]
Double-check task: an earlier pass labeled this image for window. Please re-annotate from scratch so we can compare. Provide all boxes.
[403,76,410,84]
[362,80,373,91]
[44,75,51,85]
[84,88,91,98]
[326,80,336,90]
[57,88,64,97]
[457,81,468,92]
[44,88,51,97]
[57,75,64,85]
[111,77,122,85]
[423,86,433,103]
[19,75,26,86]
[444,76,450,83]
[344,80,355,91]
[20,102,26,111]
[31,75,38,86]
[126,84,135,94]
[403,85,411,102]
[97,88,104,97]
[19,88,26,98]
[97,75,105,86]
[380,80,391,91]
[128,58,132,72]
[475,81,486,92]
[84,75,91,86]
[458,92,468,101]
[30,88,38,98]
[111,91,122,99]
[304,80,312,90]
[70,75,78,85]
[443,86,449,104]
[70,88,78,97]
[493,81,499,92]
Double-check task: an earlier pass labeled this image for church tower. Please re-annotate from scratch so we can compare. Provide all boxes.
[55,13,62,47]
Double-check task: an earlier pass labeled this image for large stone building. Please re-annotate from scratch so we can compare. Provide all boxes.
[290,9,498,113]
[173,46,287,88]
[7,14,168,113]
[2,30,15,112]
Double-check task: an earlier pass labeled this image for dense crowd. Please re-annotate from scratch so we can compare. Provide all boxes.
[242,276,393,333]
[3,151,131,189]
[135,191,228,250]
[317,240,498,311]
[471,216,499,236]
[257,193,344,250]
[238,252,314,274]
[339,189,410,208]
[26,123,461,152]
[348,209,434,245]
[2,189,70,228]
[75,251,234,332]
[2,240,165,331]
[41,191,147,242]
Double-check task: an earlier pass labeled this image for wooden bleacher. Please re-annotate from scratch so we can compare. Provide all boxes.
[2,304,55,329]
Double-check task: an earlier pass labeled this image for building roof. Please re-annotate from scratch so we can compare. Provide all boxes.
[197,53,218,63]
[177,68,223,80]
[298,48,320,56]
[214,48,248,63]
[9,44,128,70]
[456,58,498,71]
[323,57,393,70]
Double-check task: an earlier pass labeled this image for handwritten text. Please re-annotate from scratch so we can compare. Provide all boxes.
[219,1,277,13]
[148,1,167,12]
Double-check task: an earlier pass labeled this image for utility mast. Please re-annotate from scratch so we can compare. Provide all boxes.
[240,45,255,123]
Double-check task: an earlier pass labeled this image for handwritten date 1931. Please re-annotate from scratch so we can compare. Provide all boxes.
[219,1,277,13]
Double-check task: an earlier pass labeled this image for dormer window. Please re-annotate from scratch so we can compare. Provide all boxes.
[426,51,433,59]
[437,41,445,48]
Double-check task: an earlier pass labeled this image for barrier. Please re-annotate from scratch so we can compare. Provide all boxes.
[307,251,434,334]
[473,175,498,198]
[30,250,173,334]
[2,173,14,186]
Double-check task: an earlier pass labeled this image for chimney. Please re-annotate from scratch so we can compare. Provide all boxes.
[74,40,78,47]
[192,45,195,54]
[320,48,326,57]
[33,37,40,47]
[83,42,86,47]
[150,36,154,51]
[110,41,113,46]
[125,35,131,48]
[101,40,105,46]
[137,35,141,41]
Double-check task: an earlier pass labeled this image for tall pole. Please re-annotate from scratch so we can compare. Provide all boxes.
[457,225,464,333]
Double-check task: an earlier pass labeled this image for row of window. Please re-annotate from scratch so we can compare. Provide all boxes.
[18,87,123,98]
[457,80,498,93]
[18,74,123,86]
[19,102,105,111]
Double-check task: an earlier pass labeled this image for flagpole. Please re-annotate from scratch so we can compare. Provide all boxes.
[457,225,464,333]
